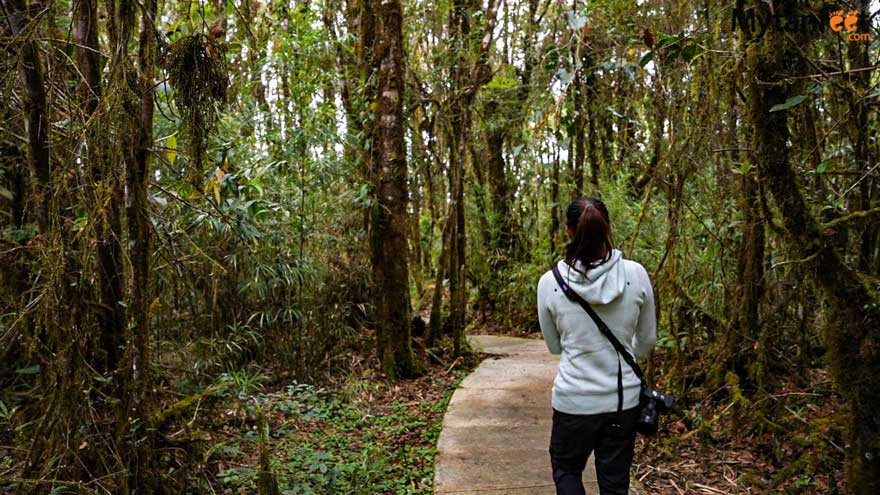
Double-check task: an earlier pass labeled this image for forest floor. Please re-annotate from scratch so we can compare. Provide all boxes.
[180,314,845,495]
[631,365,847,495]
[201,334,481,494]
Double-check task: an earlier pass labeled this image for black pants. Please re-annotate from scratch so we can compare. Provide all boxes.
[548,406,639,495]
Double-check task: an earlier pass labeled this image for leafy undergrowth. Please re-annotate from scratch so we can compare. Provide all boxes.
[633,368,847,494]
[200,342,480,494]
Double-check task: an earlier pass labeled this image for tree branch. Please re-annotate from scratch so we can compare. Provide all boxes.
[822,206,880,232]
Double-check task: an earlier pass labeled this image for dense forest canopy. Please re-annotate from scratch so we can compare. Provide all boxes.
[1,0,878,493]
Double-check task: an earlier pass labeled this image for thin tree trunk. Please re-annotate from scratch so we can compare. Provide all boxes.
[445,0,497,357]
[428,210,452,346]
[75,0,126,374]
[121,0,159,489]
[848,1,877,274]
[632,73,664,196]
[448,121,466,357]
[570,84,585,198]
[485,124,511,254]
[549,142,560,254]
[601,95,613,167]
[5,0,50,232]
[720,46,764,387]
[587,95,599,190]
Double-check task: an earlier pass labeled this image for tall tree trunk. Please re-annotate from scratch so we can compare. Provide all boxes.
[549,141,560,254]
[568,0,592,197]
[448,115,467,357]
[5,0,50,232]
[428,208,452,347]
[720,44,764,387]
[586,95,599,190]
[75,0,126,375]
[445,0,497,357]
[744,9,880,491]
[481,0,537,261]
[121,0,159,489]
[485,122,511,254]
[730,170,765,382]
[569,76,585,198]
[632,72,664,196]
[847,1,877,275]
[600,93,613,168]
[367,0,417,379]
[410,172,424,298]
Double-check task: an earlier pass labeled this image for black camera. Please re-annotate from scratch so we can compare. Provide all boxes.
[642,387,674,412]
[636,387,674,436]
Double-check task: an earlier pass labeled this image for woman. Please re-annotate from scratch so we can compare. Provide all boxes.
[536,197,656,495]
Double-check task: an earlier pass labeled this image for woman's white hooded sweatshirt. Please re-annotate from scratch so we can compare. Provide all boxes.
[537,249,657,415]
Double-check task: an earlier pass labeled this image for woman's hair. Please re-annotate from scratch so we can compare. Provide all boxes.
[564,197,614,273]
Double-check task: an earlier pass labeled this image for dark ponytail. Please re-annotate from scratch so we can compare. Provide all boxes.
[564,197,613,274]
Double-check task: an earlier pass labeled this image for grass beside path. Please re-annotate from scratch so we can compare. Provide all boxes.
[203,354,476,494]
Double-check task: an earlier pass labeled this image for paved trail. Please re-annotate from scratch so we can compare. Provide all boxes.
[434,335,646,495]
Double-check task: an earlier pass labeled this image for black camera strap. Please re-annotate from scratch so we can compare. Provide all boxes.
[551,265,647,416]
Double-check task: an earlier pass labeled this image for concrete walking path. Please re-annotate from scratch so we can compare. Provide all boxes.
[434,334,647,495]
[433,335,599,494]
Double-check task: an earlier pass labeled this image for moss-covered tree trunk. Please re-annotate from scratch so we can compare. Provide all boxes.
[445,0,497,357]
[75,0,127,375]
[847,1,878,275]
[485,124,512,255]
[7,0,50,232]
[744,6,880,491]
[448,123,467,358]
[367,0,418,379]
[719,46,765,387]
[632,71,664,197]
[427,211,452,347]
[126,0,159,489]
[586,91,599,190]
[569,60,585,196]
[549,140,561,254]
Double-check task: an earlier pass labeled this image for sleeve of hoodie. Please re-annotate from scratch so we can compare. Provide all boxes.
[632,264,657,360]
[537,273,562,355]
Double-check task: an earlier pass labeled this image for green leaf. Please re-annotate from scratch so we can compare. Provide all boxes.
[734,161,752,175]
[486,72,517,90]
[565,10,588,30]
[556,68,573,85]
[638,51,654,68]
[511,144,524,158]
[0,186,12,201]
[15,365,40,375]
[859,88,880,101]
[656,33,683,49]
[808,83,825,95]
[769,95,808,112]
[817,162,829,174]
[680,44,703,62]
[166,134,177,164]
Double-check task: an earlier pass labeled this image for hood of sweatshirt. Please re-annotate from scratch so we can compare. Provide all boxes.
[556,249,626,305]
